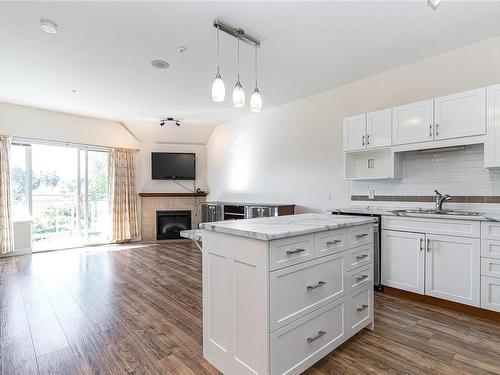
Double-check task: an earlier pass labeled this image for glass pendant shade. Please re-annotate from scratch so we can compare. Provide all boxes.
[233,80,245,108]
[212,72,225,102]
[250,88,262,112]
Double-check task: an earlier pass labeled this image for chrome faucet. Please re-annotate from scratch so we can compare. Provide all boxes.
[434,189,451,211]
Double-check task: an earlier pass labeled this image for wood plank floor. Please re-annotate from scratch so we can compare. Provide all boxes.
[1,241,499,375]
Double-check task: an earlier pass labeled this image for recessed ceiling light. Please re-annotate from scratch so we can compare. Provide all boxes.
[427,0,442,9]
[151,59,169,69]
[177,46,187,53]
[40,18,58,34]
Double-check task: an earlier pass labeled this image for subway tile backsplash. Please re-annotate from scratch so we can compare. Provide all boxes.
[350,144,500,209]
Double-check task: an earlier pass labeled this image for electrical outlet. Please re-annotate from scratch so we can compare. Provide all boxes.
[368,189,375,200]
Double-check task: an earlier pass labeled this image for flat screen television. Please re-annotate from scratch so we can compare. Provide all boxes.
[151,152,196,180]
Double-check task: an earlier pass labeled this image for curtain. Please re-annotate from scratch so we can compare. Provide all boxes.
[109,148,139,242]
[0,136,14,254]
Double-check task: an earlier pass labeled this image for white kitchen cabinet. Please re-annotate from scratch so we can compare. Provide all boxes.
[481,276,500,312]
[486,84,500,168]
[343,114,366,151]
[366,109,392,148]
[434,88,486,141]
[425,234,480,307]
[392,99,434,145]
[343,110,391,152]
[381,230,425,294]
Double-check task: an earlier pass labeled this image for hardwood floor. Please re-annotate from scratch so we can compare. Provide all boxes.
[1,241,499,375]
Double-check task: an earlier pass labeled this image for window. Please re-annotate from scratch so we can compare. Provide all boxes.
[10,144,30,220]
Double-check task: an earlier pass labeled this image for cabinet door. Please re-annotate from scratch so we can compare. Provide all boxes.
[366,109,391,148]
[381,230,425,294]
[425,234,480,307]
[343,114,366,151]
[392,99,434,145]
[434,88,486,140]
[486,84,500,168]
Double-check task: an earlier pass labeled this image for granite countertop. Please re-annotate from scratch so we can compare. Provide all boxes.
[199,213,375,241]
[330,206,500,222]
[180,229,203,241]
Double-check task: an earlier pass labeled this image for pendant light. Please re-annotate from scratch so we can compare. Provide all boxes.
[211,25,225,102]
[232,35,245,108]
[250,45,262,112]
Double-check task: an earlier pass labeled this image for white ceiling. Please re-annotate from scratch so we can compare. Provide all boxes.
[1,1,500,143]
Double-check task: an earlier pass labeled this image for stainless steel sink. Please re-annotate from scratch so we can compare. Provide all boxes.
[391,209,483,217]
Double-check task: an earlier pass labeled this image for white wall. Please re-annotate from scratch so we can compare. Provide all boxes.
[0,102,208,194]
[138,142,207,193]
[0,102,139,149]
[206,35,500,213]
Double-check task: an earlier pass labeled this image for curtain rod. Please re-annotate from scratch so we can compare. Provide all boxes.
[12,136,140,152]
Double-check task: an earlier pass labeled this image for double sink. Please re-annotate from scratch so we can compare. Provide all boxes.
[391,209,483,217]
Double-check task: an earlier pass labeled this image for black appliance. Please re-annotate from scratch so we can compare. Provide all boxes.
[151,152,195,180]
[331,209,382,291]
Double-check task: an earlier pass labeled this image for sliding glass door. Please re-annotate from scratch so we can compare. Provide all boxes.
[25,143,110,251]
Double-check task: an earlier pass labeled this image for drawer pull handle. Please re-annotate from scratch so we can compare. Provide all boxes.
[356,233,369,239]
[357,304,369,312]
[307,281,326,291]
[307,330,327,343]
[356,254,369,260]
[286,248,306,255]
[326,240,342,246]
[356,275,369,282]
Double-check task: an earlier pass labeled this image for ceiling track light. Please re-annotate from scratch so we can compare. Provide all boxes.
[211,19,262,112]
[160,118,181,127]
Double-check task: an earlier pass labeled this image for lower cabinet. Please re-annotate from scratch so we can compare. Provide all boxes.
[381,229,481,307]
[270,297,348,375]
[381,230,425,294]
[425,234,480,306]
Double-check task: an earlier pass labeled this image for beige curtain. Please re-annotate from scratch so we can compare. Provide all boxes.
[0,136,14,254]
[109,148,139,242]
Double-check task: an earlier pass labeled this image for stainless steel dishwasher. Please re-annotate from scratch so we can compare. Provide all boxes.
[331,210,382,291]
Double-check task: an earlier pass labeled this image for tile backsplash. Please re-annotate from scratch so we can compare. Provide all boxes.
[350,144,500,209]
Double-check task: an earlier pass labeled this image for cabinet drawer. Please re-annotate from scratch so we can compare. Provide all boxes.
[314,229,347,257]
[347,264,372,292]
[270,252,347,331]
[482,222,500,241]
[481,257,500,279]
[348,286,373,336]
[347,224,373,248]
[270,234,315,271]
[382,216,480,238]
[481,276,500,313]
[482,240,500,260]
[346,244,372,271]
[270,297,347,375]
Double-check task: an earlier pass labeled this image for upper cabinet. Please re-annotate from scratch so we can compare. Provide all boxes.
[392,100,434,145]
[344,110,391,152]
[485,84,500,168]
[343,114,366,151]
[366,109,392,148]
[342,85,491,179]
[434,88,486,141]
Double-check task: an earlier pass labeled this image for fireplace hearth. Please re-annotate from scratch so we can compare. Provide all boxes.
[156,210,192,240]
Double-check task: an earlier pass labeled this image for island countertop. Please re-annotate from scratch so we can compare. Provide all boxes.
[199,213,375,241]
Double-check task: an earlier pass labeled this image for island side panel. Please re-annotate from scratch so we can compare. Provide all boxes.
[202,230,270,375]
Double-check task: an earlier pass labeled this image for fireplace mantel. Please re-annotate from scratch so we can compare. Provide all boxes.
[139,192,207,198]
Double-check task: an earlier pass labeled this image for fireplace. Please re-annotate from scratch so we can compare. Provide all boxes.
[156,210,192,240]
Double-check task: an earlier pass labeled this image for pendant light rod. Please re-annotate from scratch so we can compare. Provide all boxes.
[213,19,260,47]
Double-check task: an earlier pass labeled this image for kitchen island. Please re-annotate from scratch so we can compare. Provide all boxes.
[199,213,375,375]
